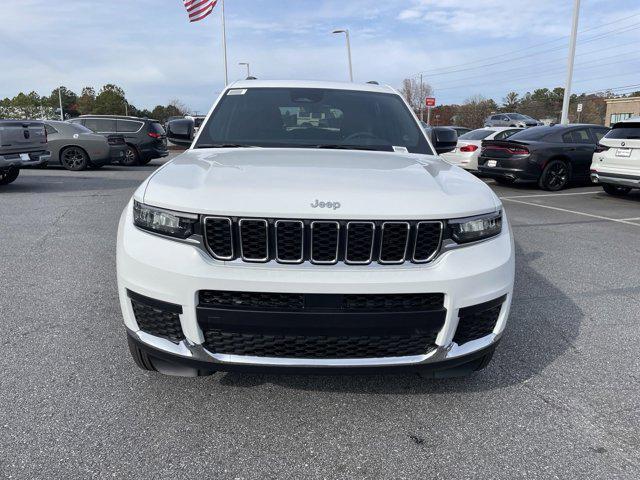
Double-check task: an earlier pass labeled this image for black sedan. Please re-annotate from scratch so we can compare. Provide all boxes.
[477,124,610,190]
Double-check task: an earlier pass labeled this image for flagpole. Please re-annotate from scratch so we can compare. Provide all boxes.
[221,0,229,85]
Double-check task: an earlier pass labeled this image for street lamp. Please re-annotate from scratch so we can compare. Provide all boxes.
[238,62,251,78]
[332,29,353,82]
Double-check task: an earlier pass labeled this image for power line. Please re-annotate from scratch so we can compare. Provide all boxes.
[414,21,640,79]
[432,54,640,91]
[415,12,640,76]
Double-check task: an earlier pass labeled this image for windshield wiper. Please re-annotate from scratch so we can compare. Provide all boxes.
[195,143,259,149]
[314,144,391,151]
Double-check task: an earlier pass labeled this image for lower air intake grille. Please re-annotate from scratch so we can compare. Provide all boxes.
[453,296,505,345]
[202,330,437,359]
[129,292,184,343]
[199,291,444,312]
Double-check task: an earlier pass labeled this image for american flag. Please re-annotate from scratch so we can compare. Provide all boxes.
[183,0,218,22]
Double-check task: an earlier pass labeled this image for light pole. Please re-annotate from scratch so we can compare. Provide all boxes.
[239,62,251,78]
[332,29,353,82]
[58,86,64,120]
[560,0,581,124]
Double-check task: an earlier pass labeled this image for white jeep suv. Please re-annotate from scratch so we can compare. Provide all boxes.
[117,80,515,377]
[590,117,640,196]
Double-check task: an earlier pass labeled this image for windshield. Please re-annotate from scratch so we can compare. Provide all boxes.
[459,129,495,140]
[606,124,640,139]
[195,87,433,154]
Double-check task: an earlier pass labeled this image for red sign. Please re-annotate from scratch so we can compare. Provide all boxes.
[425,97,436,107]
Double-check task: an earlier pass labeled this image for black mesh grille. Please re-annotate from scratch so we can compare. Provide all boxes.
[202,217,444,265]
[343,293,445,311]
[454,304,502,345]
[346,222,374,263]
[199,290,305,310]
[240,219,268,261]
[311,222,339,263]
[202,330,437,358]
[276,221,303,262]
[131,300,184,343]
[204,218,233,259]
[380,222,409,263]
[413,222,443,262]
[199,291,444,312]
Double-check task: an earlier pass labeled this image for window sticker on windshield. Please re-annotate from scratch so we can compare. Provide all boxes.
[393,146,409,153]
[227,89,247,95]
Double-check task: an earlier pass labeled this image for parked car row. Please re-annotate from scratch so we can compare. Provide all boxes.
[442,119,640,195]
[0,114,170,185]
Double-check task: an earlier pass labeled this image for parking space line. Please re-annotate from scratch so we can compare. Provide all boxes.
[502,197,640,227]
[500,191,601,199]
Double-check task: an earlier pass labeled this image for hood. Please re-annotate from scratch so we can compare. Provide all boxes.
[141,148,500,219]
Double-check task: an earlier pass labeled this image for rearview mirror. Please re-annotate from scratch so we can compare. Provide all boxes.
[166,118,195,147]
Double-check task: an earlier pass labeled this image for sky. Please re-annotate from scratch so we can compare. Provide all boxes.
[1,0,639,113]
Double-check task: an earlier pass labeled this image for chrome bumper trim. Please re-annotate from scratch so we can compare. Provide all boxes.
[128,328,500,368]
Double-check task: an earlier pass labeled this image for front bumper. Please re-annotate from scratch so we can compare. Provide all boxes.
[116,201,515,371]
[0,150,50,169]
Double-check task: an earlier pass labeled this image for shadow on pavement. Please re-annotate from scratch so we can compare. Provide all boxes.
[214,241,584,394]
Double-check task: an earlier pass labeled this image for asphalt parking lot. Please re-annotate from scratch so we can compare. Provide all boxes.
[1,153,639,479]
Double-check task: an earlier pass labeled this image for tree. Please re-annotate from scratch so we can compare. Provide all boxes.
[93,84,127,115]
[455,95,498,129]
[502,91,520,111]
[48,86,79,118]
[399,77,433,118]
[77,87,96,115]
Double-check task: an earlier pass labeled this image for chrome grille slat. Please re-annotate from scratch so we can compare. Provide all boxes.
[238,219,269,262]
[345,222,375,265]
[203,217,234,260]
[413,221,443,263]
[310,221,340,264]
[379,222,410,264]
[275,220,304,264]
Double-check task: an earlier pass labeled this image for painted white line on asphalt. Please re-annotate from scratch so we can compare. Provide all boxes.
[500,191,601,199]
[620,217,640,221]
[502,197,640,227]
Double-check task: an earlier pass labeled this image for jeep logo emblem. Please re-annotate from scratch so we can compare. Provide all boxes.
[310,199,341,210]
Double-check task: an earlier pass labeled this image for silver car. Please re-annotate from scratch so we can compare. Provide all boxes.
[43,121,126,171]
[484,113,543,128]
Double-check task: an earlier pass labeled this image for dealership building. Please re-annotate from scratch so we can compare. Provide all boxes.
[604,96,640,126]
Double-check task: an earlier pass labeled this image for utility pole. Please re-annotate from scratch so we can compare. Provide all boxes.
[560,0,581,124]
[58,87,64,120]
[419,74,424,122]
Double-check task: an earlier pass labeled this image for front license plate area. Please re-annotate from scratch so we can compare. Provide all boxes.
[20,153,30,161]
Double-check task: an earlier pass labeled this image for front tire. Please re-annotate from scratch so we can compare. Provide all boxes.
[0,168,20,185]
[602,183,631,196]
[539,159,571,191]
[60,146,89,171]
[121,145,140,166]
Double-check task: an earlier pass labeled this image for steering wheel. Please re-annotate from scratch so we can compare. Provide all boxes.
[343,131,378,142]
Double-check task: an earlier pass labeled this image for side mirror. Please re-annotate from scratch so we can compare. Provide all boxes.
[166,118,195,147]
[429,128,458,154]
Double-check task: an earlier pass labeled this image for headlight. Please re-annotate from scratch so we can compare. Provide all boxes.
[133,201,198,239]
[449,211,502,244]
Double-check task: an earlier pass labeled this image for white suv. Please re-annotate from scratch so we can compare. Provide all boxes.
[117,80,514,377]
[591,117,640,195]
